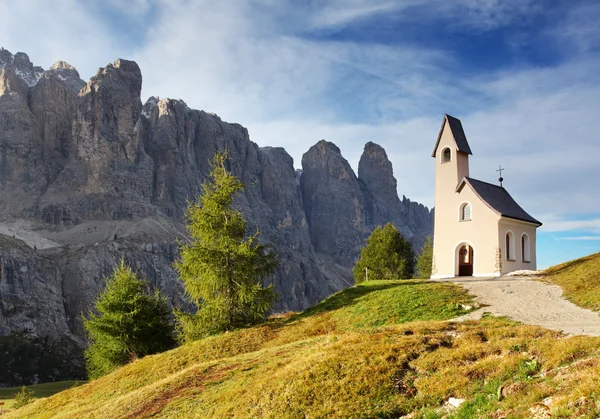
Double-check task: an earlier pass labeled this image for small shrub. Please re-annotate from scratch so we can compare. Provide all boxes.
[13,385,35,409]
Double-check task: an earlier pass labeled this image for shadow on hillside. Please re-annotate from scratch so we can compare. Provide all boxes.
[291,280,426,320]
[544,253,599,276]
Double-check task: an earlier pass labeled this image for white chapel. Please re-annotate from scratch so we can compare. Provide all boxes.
[430,114,542,278]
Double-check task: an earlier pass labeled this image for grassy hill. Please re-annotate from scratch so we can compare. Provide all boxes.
[539,251,600,311]
[6,278,600,418]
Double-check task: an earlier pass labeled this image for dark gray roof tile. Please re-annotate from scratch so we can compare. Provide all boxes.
[459,177,542,226]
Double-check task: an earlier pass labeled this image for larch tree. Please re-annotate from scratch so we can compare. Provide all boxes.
[174,151,278,342]
[353,222,415,283]
[83,260,176,379]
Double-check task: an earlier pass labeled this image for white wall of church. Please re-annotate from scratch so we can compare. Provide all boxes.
[498,219,538,274]
[432,181,502,278]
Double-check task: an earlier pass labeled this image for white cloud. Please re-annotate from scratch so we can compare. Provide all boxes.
[308,0,412,29]
[125,0,600,222]
[561,236,600,241]
[0,0,125,78]
[539,217,600,234]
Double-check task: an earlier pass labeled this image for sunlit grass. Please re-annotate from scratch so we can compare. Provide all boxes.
[539,251,600,311]
[7,278,600,418]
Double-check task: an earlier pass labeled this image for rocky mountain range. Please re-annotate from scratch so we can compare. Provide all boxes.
[0,48,432,385]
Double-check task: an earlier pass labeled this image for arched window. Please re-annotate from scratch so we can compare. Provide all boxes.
[521,233,531,262]
[441,147,451,163]
[506,231,515,261]
[459,202,471,221]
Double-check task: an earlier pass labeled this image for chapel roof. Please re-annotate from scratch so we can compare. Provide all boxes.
[457,177,542,226]
[431,114,473,157]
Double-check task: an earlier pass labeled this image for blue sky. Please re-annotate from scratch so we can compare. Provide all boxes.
[1,0,599,268]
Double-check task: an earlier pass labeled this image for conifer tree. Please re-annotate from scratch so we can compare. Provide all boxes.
[353,223,415,283]
[416,236,433,279]
[175,151,277,341]
[83,260,175,379]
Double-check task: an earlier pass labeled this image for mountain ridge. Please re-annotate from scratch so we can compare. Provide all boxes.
[0,48,432,385]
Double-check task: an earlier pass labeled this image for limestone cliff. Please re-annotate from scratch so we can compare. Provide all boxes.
[0,48,432,385]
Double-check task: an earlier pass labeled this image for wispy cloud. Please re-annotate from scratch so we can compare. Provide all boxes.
[0,0,126,77]
[456,0,542,30]
[540,217,600,234]
[561,236,600,241]
[555,1,600,54]
[308,0,412,29]
[117,0,600,220]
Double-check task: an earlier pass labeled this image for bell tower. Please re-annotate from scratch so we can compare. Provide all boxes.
[431,114,472,277]
[432,114,472,195]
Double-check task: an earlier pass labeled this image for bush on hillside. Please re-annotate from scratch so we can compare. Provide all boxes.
[83,260,176,379]
[175,151,278,342]
[13,386,35,409]
[353,223,415,283]
[416,236,433,279]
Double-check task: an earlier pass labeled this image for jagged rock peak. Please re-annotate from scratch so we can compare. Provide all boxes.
[0,47,12,63]
[45,61,85,94]
[74,58,143,164]
[362,141,389,161]
[88,58,142,99]
[141,96,191,120]
[96,58,141,77]
[0,47,44,87]
[50,61,76,71]
[300,138,368,266]
[141,96,159,118]
[302,140,356,184]
[358,141,395,183]
[312,139,342,156]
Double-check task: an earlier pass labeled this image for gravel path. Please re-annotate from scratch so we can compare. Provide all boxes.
[438,276,600,336]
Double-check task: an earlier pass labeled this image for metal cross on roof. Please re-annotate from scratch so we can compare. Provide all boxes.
[496,165,505,187]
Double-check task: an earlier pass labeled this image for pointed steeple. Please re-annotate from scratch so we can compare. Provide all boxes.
[431,114,472,157]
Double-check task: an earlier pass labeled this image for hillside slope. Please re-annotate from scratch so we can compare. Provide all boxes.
[539,251,600,311]
[8,279,600,418]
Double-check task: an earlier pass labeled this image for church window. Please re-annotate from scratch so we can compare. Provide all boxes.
[459,202,471,221]
[441,147,451,163]
[506,231,515,261]
[521,233,531,262]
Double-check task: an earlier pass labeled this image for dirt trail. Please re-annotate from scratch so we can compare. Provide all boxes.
[440,276,600,336]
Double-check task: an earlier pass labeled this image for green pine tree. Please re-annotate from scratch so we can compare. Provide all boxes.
[353,222,415,283]
[416,236,433,279]
[175,151,278,342]
[83,260,176,379]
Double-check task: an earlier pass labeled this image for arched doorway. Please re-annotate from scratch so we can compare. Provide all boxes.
[457,244,474,276]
